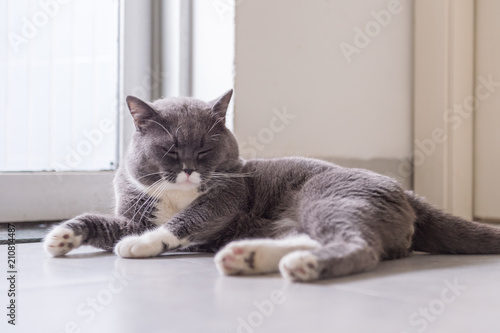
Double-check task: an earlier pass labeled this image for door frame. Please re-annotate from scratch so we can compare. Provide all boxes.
[413,0,475,219]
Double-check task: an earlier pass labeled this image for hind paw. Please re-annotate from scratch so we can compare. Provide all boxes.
[44,226,82,257]
[279,251,320,282]
[214,243,258,275]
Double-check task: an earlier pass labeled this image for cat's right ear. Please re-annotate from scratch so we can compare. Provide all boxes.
[126,96,158,132]
[210,89,233,119]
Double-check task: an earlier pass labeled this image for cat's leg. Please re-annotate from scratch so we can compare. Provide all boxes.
[279,237,381,282]
[214,234,321,275]
[277,199,385,282]
[278,170,415,282]
[114,227,189,258]
[44,214,144,256]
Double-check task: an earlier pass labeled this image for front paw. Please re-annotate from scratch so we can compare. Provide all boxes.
[44,225,82,257]
[114,235,164,258]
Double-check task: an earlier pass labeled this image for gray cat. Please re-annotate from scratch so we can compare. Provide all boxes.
[44,90,500,282]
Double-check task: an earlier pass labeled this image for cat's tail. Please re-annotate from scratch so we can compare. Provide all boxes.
[406,191,500,254]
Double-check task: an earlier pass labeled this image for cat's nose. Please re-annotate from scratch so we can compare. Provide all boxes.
[183,169,195,176]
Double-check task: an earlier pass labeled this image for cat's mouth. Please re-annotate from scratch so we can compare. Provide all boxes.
[174,171,202,187]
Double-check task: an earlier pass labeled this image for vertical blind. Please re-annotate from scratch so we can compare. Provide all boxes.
[0,0,119,172]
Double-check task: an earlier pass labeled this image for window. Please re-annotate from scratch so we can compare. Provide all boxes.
[1,0,119,172]
[0,0,235,223]
[0,0,121,223]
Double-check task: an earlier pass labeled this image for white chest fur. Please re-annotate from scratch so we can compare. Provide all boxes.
[150,187,200,226]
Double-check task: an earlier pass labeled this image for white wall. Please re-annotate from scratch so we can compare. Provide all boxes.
[233,0,413,163]
[192,0,235,128]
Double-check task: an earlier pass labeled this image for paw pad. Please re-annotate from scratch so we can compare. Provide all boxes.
[44,226,82,257]
[279,251,320,282]
[215,244,258,275]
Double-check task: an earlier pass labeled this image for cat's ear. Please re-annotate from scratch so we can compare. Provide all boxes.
[126,96,158,131]
[210,89,233,118]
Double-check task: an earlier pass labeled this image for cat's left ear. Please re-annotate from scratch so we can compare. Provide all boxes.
[210,89,233,118]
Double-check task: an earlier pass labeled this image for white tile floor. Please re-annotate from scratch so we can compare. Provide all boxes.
[1,243,500,333]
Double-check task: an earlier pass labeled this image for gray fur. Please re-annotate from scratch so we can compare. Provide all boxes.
[49,90,500,281]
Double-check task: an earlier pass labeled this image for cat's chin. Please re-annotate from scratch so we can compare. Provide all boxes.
[171,181,200,191]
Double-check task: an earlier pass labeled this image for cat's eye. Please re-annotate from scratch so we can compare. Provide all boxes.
[165,150,178,159]
[197,149,212,159]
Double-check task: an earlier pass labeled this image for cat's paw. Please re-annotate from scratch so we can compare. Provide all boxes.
[44,225,82,257]
[114,235,164,258]
[279,250,320,282]
[214,243,258,275]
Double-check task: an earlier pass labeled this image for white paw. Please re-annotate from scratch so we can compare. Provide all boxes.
[44,226,82,257]
[214,242,259,275]
[114,228,187,258]
[114,235,164,258]
[279,251,320,282]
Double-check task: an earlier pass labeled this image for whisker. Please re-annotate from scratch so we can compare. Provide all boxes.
[211,170,257,175]
[138,182,166,224]
[207,117,224,136]
[175,125,183,138]
[162,144,176,160]
[134,183,165,224]
[210,172,257,178]
[123,179,162,214]
[147,119,173,139]
[206,177,242,186]
[119,178,164,218]
[129,180,165,222]
[136,172,164,181]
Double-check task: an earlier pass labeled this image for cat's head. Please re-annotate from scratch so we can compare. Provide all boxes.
[125,89,240,191]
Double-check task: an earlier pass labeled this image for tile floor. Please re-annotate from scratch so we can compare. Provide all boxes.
[1,242,500,333]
